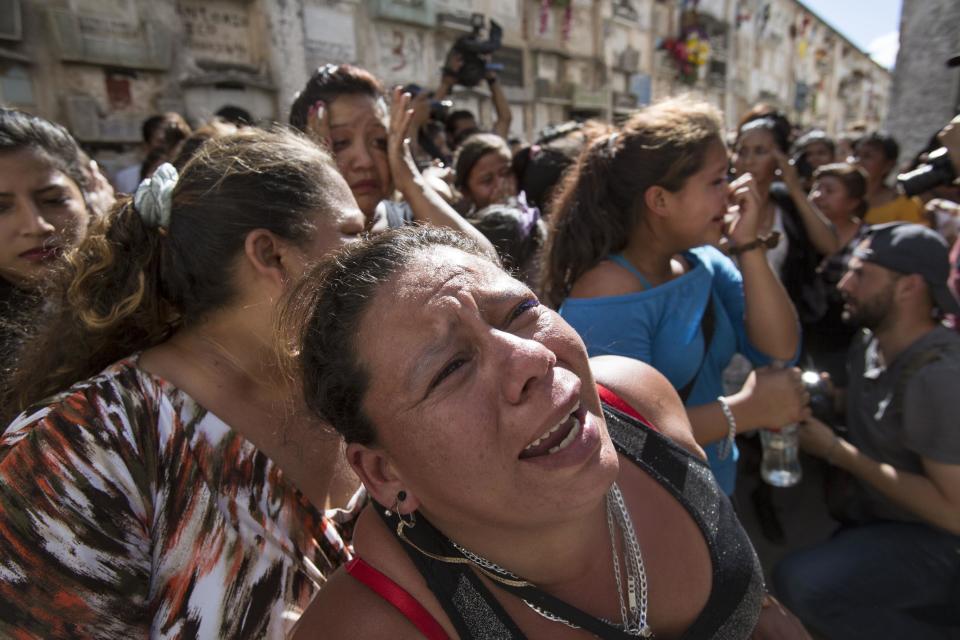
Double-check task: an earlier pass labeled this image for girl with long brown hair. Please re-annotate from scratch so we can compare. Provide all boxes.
[543,96,809,494]
[453,132,518,213]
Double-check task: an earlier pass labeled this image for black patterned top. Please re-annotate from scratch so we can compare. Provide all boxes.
[377,400,765,639]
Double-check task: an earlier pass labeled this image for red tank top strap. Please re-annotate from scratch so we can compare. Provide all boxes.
[346,557,451,640]
[596,383,659,432]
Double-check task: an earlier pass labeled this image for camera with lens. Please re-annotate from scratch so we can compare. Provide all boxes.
[447,14,503,87]
[801,370,835,424]
[897,147,957,197]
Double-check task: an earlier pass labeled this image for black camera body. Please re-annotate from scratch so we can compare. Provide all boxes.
[450,15,503,87]
[802,370,835,424]
[897,147,957,197]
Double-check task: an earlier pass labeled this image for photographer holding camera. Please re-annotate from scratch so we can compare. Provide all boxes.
[435,18,512,151]
[774,219,960,638]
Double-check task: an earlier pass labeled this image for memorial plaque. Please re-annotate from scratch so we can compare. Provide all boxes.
[304,5,357,67]
[177,0,255,66]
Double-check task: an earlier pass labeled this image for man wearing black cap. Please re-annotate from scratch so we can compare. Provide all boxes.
[774,223,960,638]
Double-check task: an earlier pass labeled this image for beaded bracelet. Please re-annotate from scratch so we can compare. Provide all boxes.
[717,396,737,460]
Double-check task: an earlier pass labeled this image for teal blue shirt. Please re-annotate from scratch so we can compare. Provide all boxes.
[560,245,778,494]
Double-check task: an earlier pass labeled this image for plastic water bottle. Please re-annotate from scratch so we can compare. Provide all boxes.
[760,425,802,487]
[760,360,802,487]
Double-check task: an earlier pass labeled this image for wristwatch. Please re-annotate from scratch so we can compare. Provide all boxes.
[728,231,782,256]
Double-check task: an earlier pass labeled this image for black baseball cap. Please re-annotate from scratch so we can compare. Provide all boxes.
[853,223,960,315]
[948,53,960,68]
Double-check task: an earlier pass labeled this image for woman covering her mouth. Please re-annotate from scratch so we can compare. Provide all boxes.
[282,226,810,639]
[543,97,810,497]
[0,108,104,361]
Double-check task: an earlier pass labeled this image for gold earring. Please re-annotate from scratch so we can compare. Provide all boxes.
[393,490,416,531]
[384,490,408,518]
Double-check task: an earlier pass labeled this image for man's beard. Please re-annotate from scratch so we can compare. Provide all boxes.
[841,284,895,331]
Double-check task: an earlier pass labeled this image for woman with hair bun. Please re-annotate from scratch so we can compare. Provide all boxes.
[0,128,363,637]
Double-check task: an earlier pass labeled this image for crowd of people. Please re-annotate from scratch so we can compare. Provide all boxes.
[0,55,958,640]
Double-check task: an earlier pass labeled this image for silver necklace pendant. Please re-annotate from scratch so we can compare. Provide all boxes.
[450,482,652,638]
[609,483,651,634]
[522,599,583,630]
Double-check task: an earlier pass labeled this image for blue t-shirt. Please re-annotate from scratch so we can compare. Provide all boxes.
[560,245,774,494]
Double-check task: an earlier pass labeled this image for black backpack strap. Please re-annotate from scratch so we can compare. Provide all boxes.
[677,294,716,404]
[890,347,944,421]
[374,502,527,639]
[373,502,636,639]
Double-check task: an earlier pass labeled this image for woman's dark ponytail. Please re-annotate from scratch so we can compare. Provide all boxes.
[1,129,341,424]
[541,97,725,309]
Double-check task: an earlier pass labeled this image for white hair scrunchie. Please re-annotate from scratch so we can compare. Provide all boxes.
[134,162,178,229]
